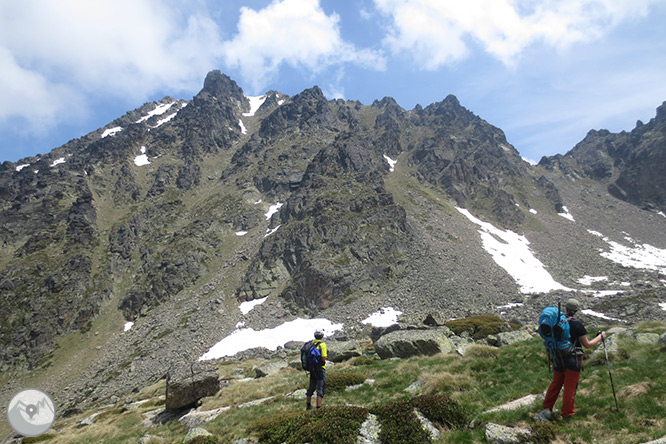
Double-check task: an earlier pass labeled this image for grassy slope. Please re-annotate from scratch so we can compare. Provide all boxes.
[18,322,666,444]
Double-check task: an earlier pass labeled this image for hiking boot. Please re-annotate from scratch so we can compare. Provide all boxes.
[534,408,553,422]
[306,404,313,411]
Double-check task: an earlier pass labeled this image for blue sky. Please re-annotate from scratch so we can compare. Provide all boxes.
[1,0,665,164]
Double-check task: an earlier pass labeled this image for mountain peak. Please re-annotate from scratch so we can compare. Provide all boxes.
[200,69,244,99]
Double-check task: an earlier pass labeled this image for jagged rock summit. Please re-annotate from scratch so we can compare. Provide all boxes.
[1,70,665,418]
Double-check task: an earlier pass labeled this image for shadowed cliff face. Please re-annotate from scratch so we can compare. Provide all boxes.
[0,69,665,379]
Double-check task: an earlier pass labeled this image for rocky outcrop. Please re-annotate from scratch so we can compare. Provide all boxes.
[165,362,220,411]
[409,96,530,228]
[175,70,245,157]
[236,136,413,311]
[544,101,666,212]
[485,423,532,444]
[373,328,456,359]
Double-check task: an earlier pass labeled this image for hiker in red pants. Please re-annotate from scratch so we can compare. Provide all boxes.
[536,298,606,421]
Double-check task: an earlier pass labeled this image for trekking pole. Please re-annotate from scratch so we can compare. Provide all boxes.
[600,333,620,412]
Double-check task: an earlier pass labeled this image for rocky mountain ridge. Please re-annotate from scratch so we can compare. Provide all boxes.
[1,70,665,419]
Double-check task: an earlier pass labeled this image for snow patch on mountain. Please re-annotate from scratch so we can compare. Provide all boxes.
[383,154,397,172]
[101,126,123,138]
[558,206,575,221]
[457,207,573,294]
[239,296,268,315]
[50,157,66,167]
[578,275,608,285]
[588,230,666,275]
[134,146,150,166]
[581,309,624,322]
[265,225,281,237]
[198,318,344,361]
[362,307,402,327]
[265,202,283,220]
[243,95,267,117]
[136,101,177,123]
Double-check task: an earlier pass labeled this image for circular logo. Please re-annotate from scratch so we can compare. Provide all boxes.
[6,389,56,437]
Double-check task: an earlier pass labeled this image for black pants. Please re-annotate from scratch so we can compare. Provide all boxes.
[306,367,326,398]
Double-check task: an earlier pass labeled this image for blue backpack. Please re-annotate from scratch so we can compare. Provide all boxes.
[538,306,574,356]
[300,340,322,371]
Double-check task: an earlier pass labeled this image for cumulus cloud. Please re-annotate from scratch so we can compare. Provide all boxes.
[0,47,80,125]
[221,0,386,92]
[374,0,658,68]
[0,0,222,129]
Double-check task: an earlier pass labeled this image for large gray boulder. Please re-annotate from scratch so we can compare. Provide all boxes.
[485,423,532,444]
[487,329,533,347]
[254,360,288,378]
[166,362,220,411]
[373,328,454,359]
[634,332,661,345]
[327,339,364,362]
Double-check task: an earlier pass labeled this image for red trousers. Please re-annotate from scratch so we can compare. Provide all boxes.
[543,368,581,418]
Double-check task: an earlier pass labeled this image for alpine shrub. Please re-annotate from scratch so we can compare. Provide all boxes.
[372,399,432,444]
[446,316,518,340]
[249,406,367,444]
[411,394,469,430]
[326,372,367,392]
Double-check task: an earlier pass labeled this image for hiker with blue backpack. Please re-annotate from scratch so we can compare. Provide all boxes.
[301,329,327,410]
[536,298,606,421]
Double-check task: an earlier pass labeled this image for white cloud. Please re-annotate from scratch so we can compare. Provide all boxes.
[0,47,81,127]
[221,0,385,91]
[0,0,222,130]
[373,0,658,68]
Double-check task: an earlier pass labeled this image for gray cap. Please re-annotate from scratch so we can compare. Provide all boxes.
[565,298,581,312]
[314,329,324,339]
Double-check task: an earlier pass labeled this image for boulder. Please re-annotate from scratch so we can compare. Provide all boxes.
[484,394,539,414]
[450,335,474,356]
[370,324,401,342]
[374,328,454,359]
[183,427,212,443]
[327,340,364,362]
[423,312,447,327]
[254,360,288,378]
[166,362,220,411]
[357,413,381,444]
[415,408,440,441]
[485,423,532,444]
[660,332,666,348]
[179,406,231,428]
[488,329,533,347]
[634,332,660,345]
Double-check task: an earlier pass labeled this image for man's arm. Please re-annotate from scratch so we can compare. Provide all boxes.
[580,331,606,349]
